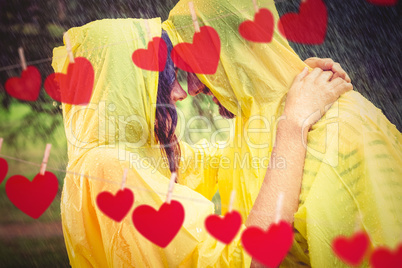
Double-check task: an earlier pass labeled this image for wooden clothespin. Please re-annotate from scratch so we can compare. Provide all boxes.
[144,20,153,41]
[275,192,284,223]
[64,32,75,64]
[228,190,236,212]
[0,138,3,152]
[252,0,259,13]
[39,144,52,176]
[18,47,27,71]
[121,168,128,190]
[166,172,177,204]
[188,1,201,33]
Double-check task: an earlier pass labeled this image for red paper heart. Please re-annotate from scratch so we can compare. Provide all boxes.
[278,0,328,45]
[0,158,8,184]
[5,66,42,101]
[205,211,242,244]
[132,200,184,248]
[96,188,134,222]
[241,220,294,267]
[5,171,59,219]
[171,26,221,74]
[367,0,398,5]
[132,37,167,72]
[44,57,94,105]
[239,8,274,43]
[370,244,402,268]
[332,231,370,266]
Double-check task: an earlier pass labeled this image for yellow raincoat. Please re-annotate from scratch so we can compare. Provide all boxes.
[54,18,251,267]
[163,0,402,267]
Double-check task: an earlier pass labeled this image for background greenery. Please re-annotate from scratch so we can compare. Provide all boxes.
[0,0,400,267]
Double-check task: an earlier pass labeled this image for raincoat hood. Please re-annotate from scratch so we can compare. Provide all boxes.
[163,0,307,118]
[53,18,160,167]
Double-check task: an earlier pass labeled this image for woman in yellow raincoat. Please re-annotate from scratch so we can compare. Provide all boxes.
[163,0,402,267]
[53,15,352,267]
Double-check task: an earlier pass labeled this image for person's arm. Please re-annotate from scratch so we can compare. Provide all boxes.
[304,57,351,83]
[245,67,353,266]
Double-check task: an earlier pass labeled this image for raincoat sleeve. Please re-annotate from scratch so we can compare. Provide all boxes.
[287,93,402,267]
[178,139,223,201]
[61,148,251,268]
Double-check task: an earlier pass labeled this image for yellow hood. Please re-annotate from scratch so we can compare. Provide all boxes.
[163,0,307,118]
[53,18,160,169]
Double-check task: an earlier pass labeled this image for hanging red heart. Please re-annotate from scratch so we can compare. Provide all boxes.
[205,210,242,244]
[96,188,134,222]
[171,26,221,74]
[332,231,370,266]
[132,37,167,72]
[366,0,398,5]
[132,200,184,248]
[278,0,328,45]
[5,66,42,101]
[0,158,8,184]
[370,244,402,268]
[5,171,59,219]
[239,8,274,43]
[44,57,94,105]
[241,220,294,267]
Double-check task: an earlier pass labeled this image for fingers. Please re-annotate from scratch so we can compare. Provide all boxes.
[345,74,351,83]
[334,81,353,96]
[319,71,334,82]
[294,67,309,83]
[304,57,334,70]
[305,57,352,83]
[331,62,351,83]
[305,67,323,81]
[304,57,319,68]
[332,72,340,80]
[328,77,345,87]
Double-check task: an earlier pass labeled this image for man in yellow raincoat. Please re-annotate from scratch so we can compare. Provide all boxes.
[163,0,402,267]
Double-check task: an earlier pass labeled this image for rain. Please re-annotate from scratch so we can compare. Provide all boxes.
[0,0,400,266]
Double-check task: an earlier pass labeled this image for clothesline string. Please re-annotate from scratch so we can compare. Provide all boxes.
[0,152,253,211]
[0,151,321,221]
[0,0,289,73]
[0,151,372,225]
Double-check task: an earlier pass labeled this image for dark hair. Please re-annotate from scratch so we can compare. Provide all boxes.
[154,30,180,173]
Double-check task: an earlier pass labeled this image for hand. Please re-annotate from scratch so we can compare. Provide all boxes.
[283,67,353,130]
[304,57,351,83]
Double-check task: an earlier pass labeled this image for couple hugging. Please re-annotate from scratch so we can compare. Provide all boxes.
[54,0,401,267]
